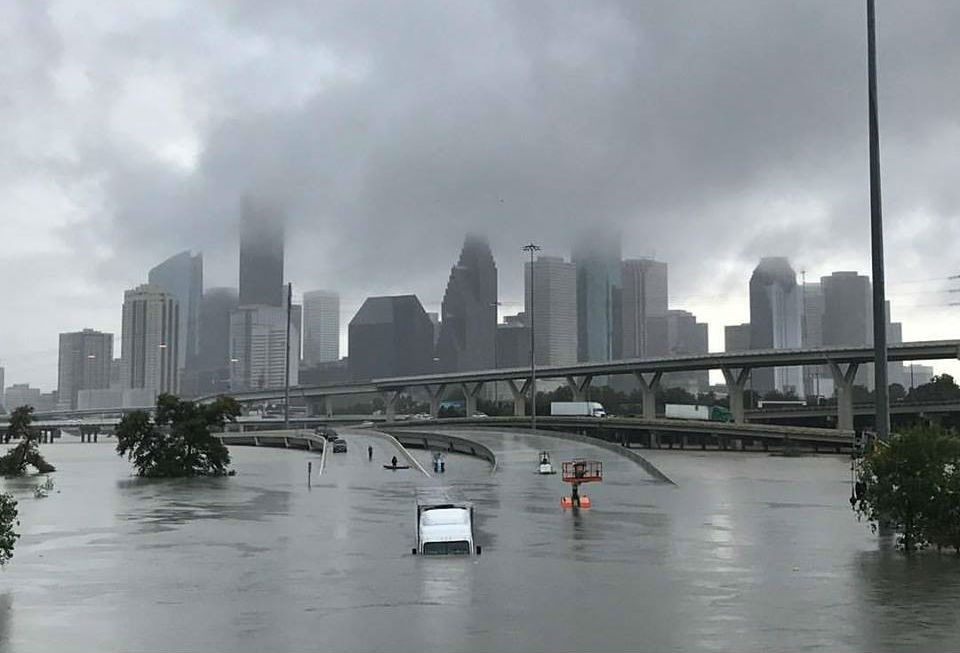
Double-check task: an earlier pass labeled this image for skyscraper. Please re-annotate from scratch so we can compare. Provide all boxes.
[664,309,710,393]
[525,256,577,367]
[348,295,435,380]
[303,290,341,367]
[121,284,180,398]
[436,236,498,372]
[228,304,300,390]
[57,329,114,409]
[621,258,669,359]
[0,366,5,412]
[749,257,802,394]
[148,251,202,371]
[573,236,622,363]
[239,197,285,307]
[724,323,751,352]
[184,287,239,396]
[801,281,827,396]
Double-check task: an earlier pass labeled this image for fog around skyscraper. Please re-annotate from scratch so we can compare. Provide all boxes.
[2,2,960,388]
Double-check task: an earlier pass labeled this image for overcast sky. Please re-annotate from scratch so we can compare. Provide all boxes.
[2,1,959,391]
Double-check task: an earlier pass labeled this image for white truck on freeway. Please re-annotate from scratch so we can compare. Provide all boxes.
[550,401,607,418]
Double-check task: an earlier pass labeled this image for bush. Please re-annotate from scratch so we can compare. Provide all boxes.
[115,394,240,478]
[0,493,18,566]
[853,425,960,552]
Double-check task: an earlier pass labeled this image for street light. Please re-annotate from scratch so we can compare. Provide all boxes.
[522,243,541,430]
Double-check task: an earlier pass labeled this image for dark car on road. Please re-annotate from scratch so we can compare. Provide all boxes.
[332,438,347,453]
[314,426,338,440]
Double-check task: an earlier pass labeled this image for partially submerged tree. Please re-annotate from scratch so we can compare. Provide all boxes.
[0,493,18,566]
[853,425,960,552]
[0,406,55,476]
[115,394,240,477]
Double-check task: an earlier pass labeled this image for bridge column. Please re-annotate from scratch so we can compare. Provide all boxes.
[461,382,484,417]
[507,379,530,417]
[827,361,859,431]
[318,396,332,417]
[634,371,663,420]
[721,367,751,424]
[565,375,593,402]
[382,389,403,422]
[424,384,447,418]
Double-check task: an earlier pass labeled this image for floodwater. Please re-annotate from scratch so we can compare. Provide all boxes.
[1,427,959,652]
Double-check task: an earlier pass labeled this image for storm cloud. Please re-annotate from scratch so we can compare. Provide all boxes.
[2,0,959,387]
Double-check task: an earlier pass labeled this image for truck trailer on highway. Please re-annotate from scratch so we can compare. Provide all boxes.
[664,403,732,422]
[550,401,607,418]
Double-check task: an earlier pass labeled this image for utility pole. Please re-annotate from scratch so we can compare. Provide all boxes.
[284,282,293,430]
[522,243,541,431]
[867,0,890,439]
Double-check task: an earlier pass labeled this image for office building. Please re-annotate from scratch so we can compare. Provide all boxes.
[121,283,180,398]
[573,236,622,363]
[436,236,498,372]
[724,323,751,353]
[182,287,239,396]
[228,304,300,391]
[4,384,41,411]
[239,196,285,307]
[749,257,803,395]
[621,258,668,359]
[664,309,709,393]
[801,282,826,397]
[0,367,4,411]
[496,321,532,369]
[303,290,341,366]
[148,251,202,370]
[348,295,434,380]
[525,256,577,367]
[57,329,114,409]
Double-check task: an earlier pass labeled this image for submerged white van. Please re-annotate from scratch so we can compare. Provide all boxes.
[413,502,481,555]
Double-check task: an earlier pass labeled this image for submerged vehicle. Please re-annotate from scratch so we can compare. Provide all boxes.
[537,451,556,475]
[331,438,347,453]
[413,500,481,556]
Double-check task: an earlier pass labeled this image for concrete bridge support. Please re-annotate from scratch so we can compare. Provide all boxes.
[461,382,484,417]
[507,379,531,417]
[382,389,403,422]
[634,371,663,420]
[828,361,859,431]
[721,367,751,424]
[317,396,332,418]
[424,383,447,418]
[565,375,593,402]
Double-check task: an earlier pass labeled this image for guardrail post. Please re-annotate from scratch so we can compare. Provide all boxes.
[565,375,594,402]
[827,361,859,431]
[721,367,751,424]
[634,372,663,420]
[506,379,530,417]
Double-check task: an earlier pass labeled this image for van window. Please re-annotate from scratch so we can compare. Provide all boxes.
[422,540,471,555]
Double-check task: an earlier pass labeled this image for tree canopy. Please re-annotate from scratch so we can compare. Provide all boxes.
[115,394,241,478]
[853,425,960,552]
[0,406,56,476]
[0,493,18,566]
[907,374,960,403]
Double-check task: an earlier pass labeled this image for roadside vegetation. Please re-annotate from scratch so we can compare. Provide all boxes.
[853,424,960,553]
[0,406,55,476]
[115,394,240,478]
[0,493,18,566]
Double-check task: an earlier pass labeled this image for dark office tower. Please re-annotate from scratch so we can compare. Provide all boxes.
[436,235,498,372]
[149,251,202,371]
[348,296,435,380]
[821,271,873,389]
[749,257,802,395]
[238,196,285,307]
[57,329,114,409]
[664,310,710,393]
[573,234,622,363]
[621,258,669,359]
[184,287,239,395]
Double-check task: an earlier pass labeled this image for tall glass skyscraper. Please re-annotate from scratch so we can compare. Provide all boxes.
[149,250,202,371]
[573,236,622,363]
[239,197,284,308]
[749,257,802,394]
[436,236,498,372]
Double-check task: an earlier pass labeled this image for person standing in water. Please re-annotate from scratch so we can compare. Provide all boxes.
[391,455,398,469]
[368,445,373,461]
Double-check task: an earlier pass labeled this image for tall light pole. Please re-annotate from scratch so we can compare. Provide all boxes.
[522,243,541,430]
[867,0,890,439]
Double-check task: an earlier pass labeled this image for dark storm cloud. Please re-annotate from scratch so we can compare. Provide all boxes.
[3,0,960,386]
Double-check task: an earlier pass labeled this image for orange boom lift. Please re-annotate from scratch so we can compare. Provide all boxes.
[560,459,602,508]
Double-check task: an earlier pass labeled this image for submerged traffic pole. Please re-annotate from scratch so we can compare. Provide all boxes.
[307,461,312,487]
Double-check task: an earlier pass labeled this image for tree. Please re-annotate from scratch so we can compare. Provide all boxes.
[0,406,55,476]
[0,493,18,565]
[853,425,960,552]
[115,394,240,478]
[907,374,960,403]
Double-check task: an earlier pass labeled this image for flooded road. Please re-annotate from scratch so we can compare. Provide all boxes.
[1,429,959,652]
